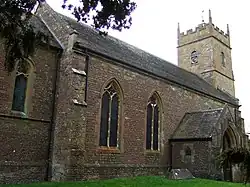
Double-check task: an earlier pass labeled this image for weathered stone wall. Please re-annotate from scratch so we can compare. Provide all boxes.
[171,140,212,179]
[0,43,59,184]
[178,37,214,77]
[0,44,59,119]
[0,117,50,184]
[50,51,88,181]
[51,51,237,181]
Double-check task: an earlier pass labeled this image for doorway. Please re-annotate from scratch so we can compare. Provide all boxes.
[222,127,236,182]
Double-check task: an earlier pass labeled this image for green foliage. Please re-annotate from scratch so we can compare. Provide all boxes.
[218,147,250,184]
[0,0,46,72]
[0,176,247,187]
[0,0,136,72]
[62,0,137,35]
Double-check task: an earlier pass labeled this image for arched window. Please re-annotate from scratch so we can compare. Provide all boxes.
[146,93,161,151]
[99,81,121,148]
[191,50,198,64]
[12,60,31,113]
[221,52,225,66]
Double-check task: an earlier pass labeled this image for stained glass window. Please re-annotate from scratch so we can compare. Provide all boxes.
[12,62,30,112]
[146,94,160,151]
[99,82,120,147]
[146,104,152,149]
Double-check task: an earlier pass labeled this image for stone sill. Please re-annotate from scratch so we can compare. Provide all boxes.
[10,110,27,118]
[96,147,121,154]
[144,149,161,154]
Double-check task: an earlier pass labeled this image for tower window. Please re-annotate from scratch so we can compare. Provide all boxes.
[191,51,198,64]
[221,52,225,66]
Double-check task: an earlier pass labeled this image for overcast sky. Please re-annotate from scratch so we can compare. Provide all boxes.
[47,0,250,132]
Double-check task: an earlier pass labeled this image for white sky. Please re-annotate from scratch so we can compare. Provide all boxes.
[47,0,250,133]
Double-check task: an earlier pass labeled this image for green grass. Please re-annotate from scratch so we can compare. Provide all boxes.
[1,176,249,187]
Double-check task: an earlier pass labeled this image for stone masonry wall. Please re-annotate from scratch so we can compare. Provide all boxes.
[0,117,50,184]
[0,43,59,184]
[171,141,212,179]
[178,22,235,97]
[178,37,214,77]
[54,51,237,181]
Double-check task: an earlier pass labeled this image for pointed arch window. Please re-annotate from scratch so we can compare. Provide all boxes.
[99,82,120,148]
[12,61,31,113]
[146,93,161,151]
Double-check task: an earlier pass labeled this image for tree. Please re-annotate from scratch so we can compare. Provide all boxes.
[0,0,137,72]
[218,147,250,184]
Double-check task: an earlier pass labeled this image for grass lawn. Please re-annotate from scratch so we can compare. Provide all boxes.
[0,176,249,187]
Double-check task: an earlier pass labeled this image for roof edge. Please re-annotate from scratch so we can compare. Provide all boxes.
[38,15,64,49]
[186,108,224,115]
[74,43,239,106]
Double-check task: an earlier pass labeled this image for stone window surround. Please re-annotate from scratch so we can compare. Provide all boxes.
[97,79,123,153]
[10,58,35,118]
[145,92,162,153]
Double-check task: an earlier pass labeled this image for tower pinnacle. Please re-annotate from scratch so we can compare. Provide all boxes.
[209,9,212,23]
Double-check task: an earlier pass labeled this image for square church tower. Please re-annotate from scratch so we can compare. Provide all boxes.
[177,10,235,97]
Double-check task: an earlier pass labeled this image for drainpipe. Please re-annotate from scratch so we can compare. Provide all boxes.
[169,140,173,170]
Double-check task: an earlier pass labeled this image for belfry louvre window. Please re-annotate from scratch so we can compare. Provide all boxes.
[221,52,225,66]
[146,93,161,151]
[12,61,30,112]
[99,82,120,147]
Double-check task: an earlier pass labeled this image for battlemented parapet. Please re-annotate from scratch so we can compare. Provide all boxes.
[178,10,230,47]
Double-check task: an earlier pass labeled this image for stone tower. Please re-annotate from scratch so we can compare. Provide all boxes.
[177,10,235,97]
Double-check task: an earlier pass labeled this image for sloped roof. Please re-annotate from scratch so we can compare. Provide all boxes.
[29,15,61,48]
[45,6,238,105]
[172,108,224,139]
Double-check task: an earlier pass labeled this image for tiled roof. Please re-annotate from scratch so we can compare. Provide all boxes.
[30,15,61,49]
[172,109,224,139]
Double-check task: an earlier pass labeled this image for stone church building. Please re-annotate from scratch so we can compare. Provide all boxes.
[0,2,248,184]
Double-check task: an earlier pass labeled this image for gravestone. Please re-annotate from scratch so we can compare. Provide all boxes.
[169,168,195,180]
